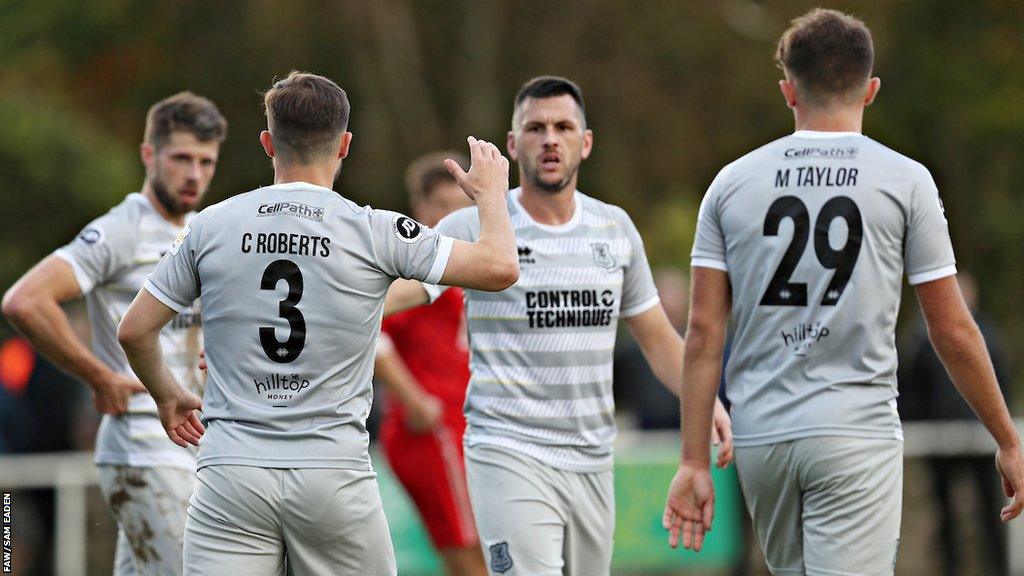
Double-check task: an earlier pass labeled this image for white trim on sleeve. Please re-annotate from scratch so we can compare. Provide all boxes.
[908,264,957,286]
[423,283,448,304]
[53,249,95,294]
[424,235,455,285]
[620,295,661,318]
[142,280,188,313]
[690,257,729,272]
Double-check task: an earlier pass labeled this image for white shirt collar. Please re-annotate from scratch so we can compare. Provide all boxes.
[510,187,582,233]
[792,129,863,139]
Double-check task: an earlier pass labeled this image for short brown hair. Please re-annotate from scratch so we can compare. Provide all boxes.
[144,92,227,150]
[404,151,468,204]
[263,71,350,164]
[513,75,587,128]
[775,9,874,105]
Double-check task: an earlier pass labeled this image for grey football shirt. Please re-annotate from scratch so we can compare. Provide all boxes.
[435,188,659,472]
[145,181,453,470]
[692,130,957,447]
[54,193,203,469]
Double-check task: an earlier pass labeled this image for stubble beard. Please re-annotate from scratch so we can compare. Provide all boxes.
[150,170,187,217]
[524,158,581,194]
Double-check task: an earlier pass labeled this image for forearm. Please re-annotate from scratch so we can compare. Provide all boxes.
[5,298,113,387]
[374,350,429,408]
[646,333,684,396]
[931,321,1020,450]
[120,333,179,404]
[474,193,517,267]
[680,329,725,465]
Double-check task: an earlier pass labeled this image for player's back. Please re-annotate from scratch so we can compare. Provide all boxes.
[147,181,451,470]
[693,131,955,447]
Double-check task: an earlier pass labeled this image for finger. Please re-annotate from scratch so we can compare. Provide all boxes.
[668,521,680,549]
[692,522,706,552]
[177,425,200,446]
[188,412,206,435]
[703,496,715,532]
[128,380,148,394]
[467,135,482,166]
[199,349,205,358]
[443,158,469,187]
[1002,493,1024,522]
[166,429,189,448]
[711,425,721,446]
[1003,475,1014,498]
[682,519,694,550]
[487,141,501,161]
[181,416,202,440]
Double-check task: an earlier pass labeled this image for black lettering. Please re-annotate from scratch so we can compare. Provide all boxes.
[526,292,537,309]
[775,169,790,188]
[241,233,252,253]
[320,238,331,257]
[257,233,268,253]
[298,235,310,255]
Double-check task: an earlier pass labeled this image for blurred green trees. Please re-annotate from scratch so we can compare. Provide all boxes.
[2,0,1023,400]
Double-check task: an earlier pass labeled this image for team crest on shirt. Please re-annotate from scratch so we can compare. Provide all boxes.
[393,216,423,243]
[591,242,616,269]
[489,542,513,573]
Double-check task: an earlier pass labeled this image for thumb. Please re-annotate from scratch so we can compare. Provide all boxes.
[128,380,148,393]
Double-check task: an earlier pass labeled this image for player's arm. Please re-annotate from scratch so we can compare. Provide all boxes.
[915,275,1024,522]
[624,305,732,468]
[1,255,145,413]
[384,279,430,317]
[436,138,518,291]
[663,267,730,551]
[374,335,442,432]
[117,288,204,447]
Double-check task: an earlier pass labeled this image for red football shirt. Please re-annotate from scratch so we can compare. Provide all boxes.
[381,288,470,426]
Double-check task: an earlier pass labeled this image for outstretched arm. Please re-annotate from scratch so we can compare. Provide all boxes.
[916,275,1023,522]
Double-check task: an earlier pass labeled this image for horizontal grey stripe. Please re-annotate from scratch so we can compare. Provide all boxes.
[510,224,627,242]
[468,380,612,400]
[472,348,614,368]
[466,418,617,446]
[466,410,617,436]
[468,318,617,334]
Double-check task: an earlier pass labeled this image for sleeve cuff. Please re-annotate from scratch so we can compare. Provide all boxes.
[620,294,661,318]
[424,235,454,285]
[143,280,188,313]
[908,264,957,285]
[423,283,448,303]
[690,257,728,272]
[53,249,95,294]
[375,333,395,357]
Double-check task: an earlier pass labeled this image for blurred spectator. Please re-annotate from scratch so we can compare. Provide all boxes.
[899,272,1010,576]
[613,267,688,429]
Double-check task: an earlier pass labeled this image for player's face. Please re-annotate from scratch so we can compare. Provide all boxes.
[508,95,593,194]
[145,131,220,216]
[414,181,472,227]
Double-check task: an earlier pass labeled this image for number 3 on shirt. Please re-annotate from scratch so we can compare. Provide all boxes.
[760,196,862,307]
[259,259,306,362]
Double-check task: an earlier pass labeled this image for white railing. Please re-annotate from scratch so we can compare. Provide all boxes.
[1,420,1022,575]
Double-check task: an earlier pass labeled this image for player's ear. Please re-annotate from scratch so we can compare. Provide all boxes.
[140,142,156,169]
[581,129,594,160]
[863,77,881,107]
[506,130,518,161]
[337,132,353,159]
[259,130,275,159]
[779,79,798,109]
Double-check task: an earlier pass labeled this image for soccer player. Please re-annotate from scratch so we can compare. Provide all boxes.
[116,71,517,575]
[1,92,226,575]
[375,150,486,576]
[387,76,733,576]
[663,9,1024,575]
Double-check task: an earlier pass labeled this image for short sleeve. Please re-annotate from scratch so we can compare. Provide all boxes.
[617,209,660,318]
[144,218,202,313]
[905,165,956,285]
[369,209,454,284]
[690,166,730,272]
[53,214,136,294]
[435,208,479,242]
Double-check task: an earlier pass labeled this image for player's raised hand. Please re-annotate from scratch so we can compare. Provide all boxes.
[663,462,715,551]
[996,446,1024,522]
[445,136,510,202]
[711,400,734,468]
[156,386,205,448]
[90,372,148,414]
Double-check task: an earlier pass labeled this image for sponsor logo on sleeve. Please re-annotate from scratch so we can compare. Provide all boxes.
[77,226,105,246]
[168,224,191,256]
[393,216,423,243]
[489,542,513,574]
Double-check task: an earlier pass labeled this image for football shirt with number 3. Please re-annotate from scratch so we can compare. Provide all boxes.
[145,182,453,469]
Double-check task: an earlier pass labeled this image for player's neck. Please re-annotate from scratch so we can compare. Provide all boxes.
[792,105,864,134]
[140,186,186,227]
[272,162,337,191]
[518,180,577,226]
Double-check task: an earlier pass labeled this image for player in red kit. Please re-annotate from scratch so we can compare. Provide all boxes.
[376,151,486,576]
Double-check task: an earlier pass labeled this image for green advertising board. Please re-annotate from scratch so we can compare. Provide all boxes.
[376,440,741,575]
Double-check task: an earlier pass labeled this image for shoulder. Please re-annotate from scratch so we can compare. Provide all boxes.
[81,193,150,249]
[578,193,636,233]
